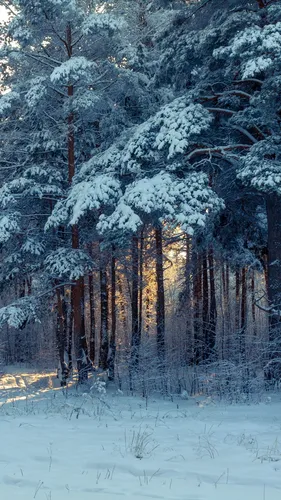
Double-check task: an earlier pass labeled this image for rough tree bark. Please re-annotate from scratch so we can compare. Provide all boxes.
[66,23,89,382]
[265,195,281,381]
[155,225,165,367]
[240,267,247,357]
[99,244,109,370]
[88,244,96,365]
[193,252,202,364]
[88,270,96,365]
[251,271,256,336]
[56,286,68,386]
[202,250,209,359]
[208,247,217,357]
[108,245,117,381]
[15,280,26,362]
[235,267,240,338]
[138,229,144,343]
[130,235,140,370]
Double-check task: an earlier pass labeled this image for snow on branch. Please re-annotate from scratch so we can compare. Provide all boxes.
[214,21,281,79]
[81,13,126,35]
[0,213,20,243]
[50,57,97,85]
[45,174,121,228]
[97,171,223,235]
[45,248,93,280]
[238,138,281,194]
[0,297,39,330]
[0,91,20,115]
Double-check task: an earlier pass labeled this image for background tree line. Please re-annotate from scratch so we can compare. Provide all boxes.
[0,0,281,398]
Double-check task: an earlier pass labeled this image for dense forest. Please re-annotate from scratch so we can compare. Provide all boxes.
[0,0,281,398]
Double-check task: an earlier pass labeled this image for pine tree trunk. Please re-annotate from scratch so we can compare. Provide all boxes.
[265,194,281,379]
[99,245,109,370]
[266,194,281,319]
[193,252,202,364]
[130,236,140,371]
[240,267,247,357]
[88,271,96,364]
[235,267,240,359]
[251,271,256,336]
[15,280,26,362]
[144,258,151,338]
[68,289,73,373]
[56,287,68,386]
[108,246,117,381]
[208,248,217,357]
[138,229,144,341]
[66,23,89,383]
[183,235,192,362]
[155,225,165,368]
[118,279,128,345]
[222,263,230,358]
[202,250,209,359]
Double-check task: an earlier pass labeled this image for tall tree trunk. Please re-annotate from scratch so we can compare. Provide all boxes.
[202,250,209,359]
[222,263,230,358]
[193,252,202,364]
[130,235,140,371]
[99,245,109,370]
[208,247,217,358]
[88,271,96,364]
[144,259,151,338]
[138,229,144,341]
[66,23,89,382]
[183,235,192,363]
[265,194,281,379]
[15,280,26,362]
[251,271,256,336]
[118,279,128,345]
[155,225,165,368]
[108,245,117,381]
[240,267,247,357]
[56,286,68,386]
[266,194,281,322]
[88,242,96,365]
[235,267,240,330]
[68,289,73,373]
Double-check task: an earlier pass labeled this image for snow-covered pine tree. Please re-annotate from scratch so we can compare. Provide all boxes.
[0,0,148,381]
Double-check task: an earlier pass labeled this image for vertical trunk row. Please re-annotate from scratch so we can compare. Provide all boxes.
[88,243,95,365]
[184,235,192,362]
[202,250,209,360]
[251,271,256,336]
[235,267,240,339]
[155,225,165,367]
[56,286,68,386]
[66,23,89,382]
[99,245,109,370]
[265,195,281,380]
[208,247,217,357]
[193,251,202,364]
[138,229,144,343]
[130,235,140,370]
[240,267,247,357]
[108,246,116,381]
[88,271,96,364]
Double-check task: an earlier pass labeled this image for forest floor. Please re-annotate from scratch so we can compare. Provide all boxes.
[0,369,281,500]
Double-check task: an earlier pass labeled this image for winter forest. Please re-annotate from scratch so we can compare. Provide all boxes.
[2,1,281,499]
[1,0,281,399]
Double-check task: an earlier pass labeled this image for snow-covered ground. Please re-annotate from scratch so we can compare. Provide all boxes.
[0,370,281,500]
